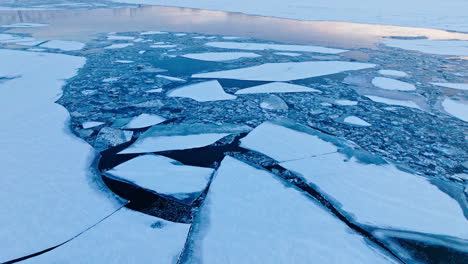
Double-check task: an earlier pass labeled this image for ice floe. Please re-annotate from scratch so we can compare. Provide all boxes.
[104,43,133,49]
[383,39,468,56]
[181,52,260,61]
[205,41,347,54]
[240,121,337,162]
[167,80,236,102]
[343,116,371,126]
[82,121,105,129]
[378,70,408,77]
[431,82,468,91]
[235,82,320,94]
[334,99,358,106]
[372,77,416,91]
[123,113,166,129]
[260,95,289,110]
[193,61,376,81]
[0,33,35,43]
[102,77,119,82]
[115,60,134,63]
[105,154,212,202]
[151,44,177,48]
[275,52,301,56]
[156,74,185,82]
[107,35,135,40]
[1,23,47,28]
[442,98,468,122]
[186,156,397,263]
[22,208,190,264]
[281,152,468,240]
[0,49,121,262]
[119,123,251,154]
[365,95,421,110]
[145,88,163,93]
[40,40,85,51]
[140,31,168,35]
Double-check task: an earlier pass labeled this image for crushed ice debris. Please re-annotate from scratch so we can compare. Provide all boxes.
[371,77,416,91]
[104,43,133,49]
[378,69,408,77]
[383,39,468,56]
[188,156,398,263]
[167,80,236,102]
[235,82,320,94]
[151,44,177,48]
[334,99,358,106]
[274,52,301,56]
[145,88,163,93]
[1,23,47,28]
[205,41,347,54]
[343,116,371,126]
[102,77,119,82]
[95,127,133,150]
[193,61,376,81]
[40,40,85,51]
[105,155,212,203]
[115,60,134,63]
[442,98,468,122]
[240,121,337,162]
[21,209,190,264]
[260,95,289,110]
[174,33,187,36]
[119,123,251,154]
[365,95,421,110]
[431,82,468,91]
[281,152,468,240]
[123,114,166,129]
[82,121,105,129]
[181,52,260,61]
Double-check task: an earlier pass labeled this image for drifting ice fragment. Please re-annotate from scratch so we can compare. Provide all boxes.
[82,121,105,129]
[431,82,468,91]
[123,114,166,129]
[167,80,236,102]
[205,41,347,54]
[343,116,371,126]
[104,43,133,49]
[442,98,468,122]
[334,99,358,106]
[365,95,421,110]
[181,52,260,61]
[107,35,135,40]
[378,70,408,77]
[235,82,320,94]
[260,95,289,110]
[383,39,468,56]
[275,52,301,56]
[371,77,416,91]
[1,23,47,28]
[40,40,85,51]
[95,127,133,150]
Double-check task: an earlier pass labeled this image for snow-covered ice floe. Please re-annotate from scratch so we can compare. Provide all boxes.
[0,50,122,262]
[156,74,185,82]
[205,41,347,54]
[119,123,251,154]
[185,156,398,263]
[181,52,260,61]
[192,61,376,81]
[167,80,236,102]
[104,43,134,49]
[343,116,371,126]
[240,121,337,162]
[107,35,135,40]
[123,113,166,129]
[0,33,35,43]
[378,70,408,78]
[151,44,177,48]
[22,208,190,264]
[82,121,105,129]
[441,98,468,122]
[371,77,416,91]
[275,52,301,57]
[40,40,85,51]
[382,39,468,56]
[431,82,468,91]
[334,99,358,106]
[235,82,320,94]
[105,154,212,203]
[364,95,421,110]
[1,23,48,28]
[140,31,167,35]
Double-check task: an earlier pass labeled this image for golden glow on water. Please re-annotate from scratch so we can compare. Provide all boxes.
[1,5,467,48]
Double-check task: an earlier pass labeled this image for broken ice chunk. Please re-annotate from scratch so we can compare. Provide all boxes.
[240,120,337,162]
[275,52,301,56]
[371,77,416,91]
[186,156,397,263]
[132,99,163,108]
[22,208,190,264]
[105,155,212,203]
[181,52,260,61]
[156,74,185,82]
[1,23,47,28]
[378,69,408,77]
[343,116,371,126]
[140,31,167,35]
[104,43,133,49]
[151,44,177,48]
[334,99,358,106]
[281,152,468,240]
[107,35,135,40]
[102,77,119,83]
[123,114,166,129]
[205,41,347,54]
[145,88,163,93]
[0,33,35,43]
[119,123,251,154]
[95,127,133,150]
[235,82,320,94]
[260,95,289,110]
[167,80,236,102]
[115,60,134,63]
[82,121,105,129]
[383,39,468,56]
[192,61,376,81]
[40,40,85,51]
[431,82,468,91]
[442,98,468,122]
[365,95,421,110]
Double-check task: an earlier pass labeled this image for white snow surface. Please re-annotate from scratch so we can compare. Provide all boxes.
[378,70,408,77]
[167,80,236,102]
[235,82,320,94]
[281,153,468,240]
[40,40,85,51]
[111,0,468,32]
[442,98,468,122]
[205,41,347,54]
[193,61,376,81]
[365,95,422,110]
[383,39,468,56]
[343,116,371,126]
[0,49,121,262]
[240,121,337,162]
[82,121,105,129]
[123,113,166,129]
[181,52,260,61]
[372,77,416,91]
[431,82,468,91]
[188,156,397,264]
[106,155,212,201]
[22,208,190,264]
